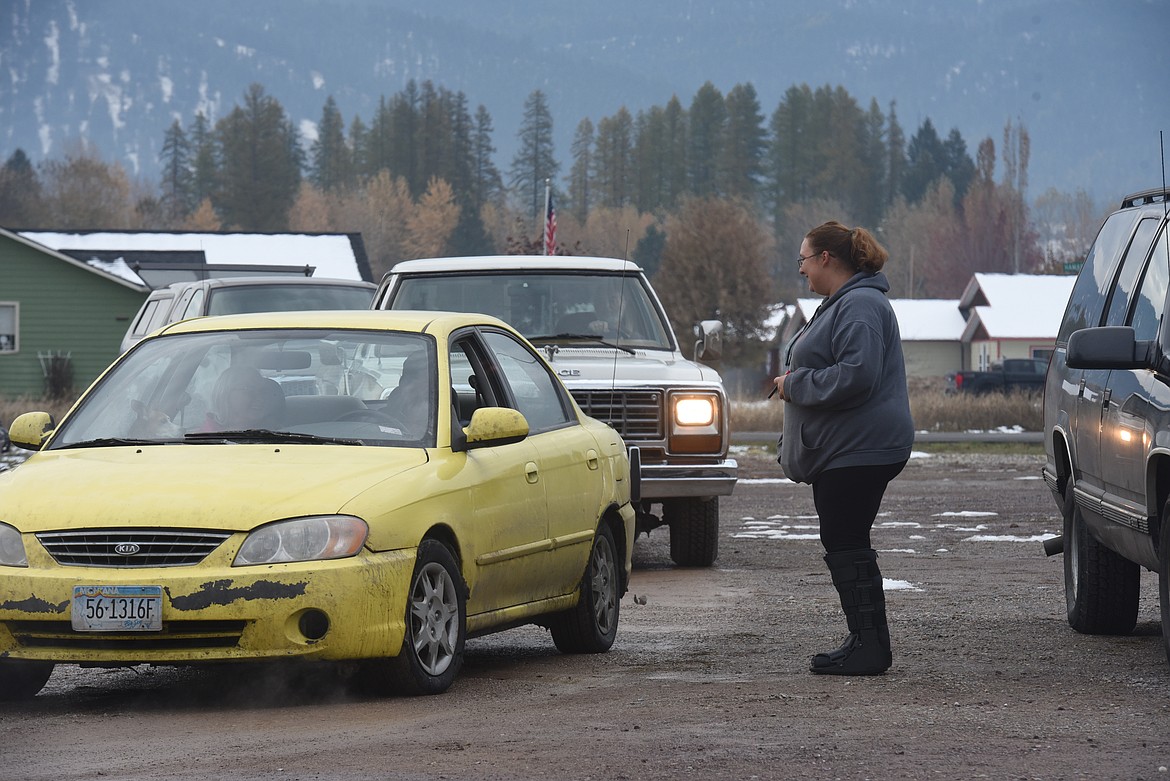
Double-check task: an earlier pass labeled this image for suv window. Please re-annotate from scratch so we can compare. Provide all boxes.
[1104,218,1160,327]
[1058,209,1145,341]
[1131,224,1170,341]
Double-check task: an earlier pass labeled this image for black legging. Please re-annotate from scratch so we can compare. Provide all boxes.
[812,461,908,553]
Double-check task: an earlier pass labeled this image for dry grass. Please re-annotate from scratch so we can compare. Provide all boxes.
[0,396,79,426]
[731,377,1043,433]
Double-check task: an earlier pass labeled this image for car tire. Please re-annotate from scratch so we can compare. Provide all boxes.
[0,660,54,701]
[549,523,620,654]
[359,539,465,697]
[665,497,719,567]
[1062,475,1139,634]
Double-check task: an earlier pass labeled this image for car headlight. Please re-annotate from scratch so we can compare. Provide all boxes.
[233,516,369,566]
[0,522,28,567]
[668,392,723,454]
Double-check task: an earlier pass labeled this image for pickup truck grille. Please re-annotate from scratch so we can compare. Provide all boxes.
[570,390,663,440]
[37,529,232,568]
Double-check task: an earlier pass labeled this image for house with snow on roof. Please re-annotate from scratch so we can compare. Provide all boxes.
[957,273,1076,371]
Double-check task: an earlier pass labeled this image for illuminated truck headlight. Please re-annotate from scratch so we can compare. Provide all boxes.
[668,392,723,453]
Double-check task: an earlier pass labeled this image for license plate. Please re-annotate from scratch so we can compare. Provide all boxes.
[71,585,163,632]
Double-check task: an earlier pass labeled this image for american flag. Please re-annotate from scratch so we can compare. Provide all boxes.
[543,190,557,256]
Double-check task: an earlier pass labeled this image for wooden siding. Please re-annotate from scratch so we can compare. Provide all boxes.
[1,235,146,397]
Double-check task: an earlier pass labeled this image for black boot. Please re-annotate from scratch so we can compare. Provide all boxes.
[810,548,892,676]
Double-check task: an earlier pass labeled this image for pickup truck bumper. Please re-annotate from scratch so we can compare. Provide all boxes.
[638,458,738,499]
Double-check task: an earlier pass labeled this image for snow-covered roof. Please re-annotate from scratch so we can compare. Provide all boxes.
[17,231,370,286]
[960,273,1076,311]
[793,297,965,341]
[1,227,148,292]
[960,274,1076,339]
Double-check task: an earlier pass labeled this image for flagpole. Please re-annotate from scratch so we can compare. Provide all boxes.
[542,178,551,256]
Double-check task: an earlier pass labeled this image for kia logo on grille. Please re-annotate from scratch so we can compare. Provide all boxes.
[114,543,141,556]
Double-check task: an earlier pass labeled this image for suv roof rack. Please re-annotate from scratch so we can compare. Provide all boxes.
[1120,188,1169,209]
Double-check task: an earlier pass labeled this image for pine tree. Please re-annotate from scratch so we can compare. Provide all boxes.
[718,83,766,202]
[0,149,44,227]
[884,101,906,212]
[903,118,945,204]
[662,96,688,209]
[158,120,194,224]
[510,89,559,219]
[189,111,219,209]
[310,96,352,192]
[687,82,726,197]
[567,117,594,223]
[215,84,302,231]
[594,108,634,209]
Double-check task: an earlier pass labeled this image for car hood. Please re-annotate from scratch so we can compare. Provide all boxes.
[0,445,429,533]
[541,347,724,386]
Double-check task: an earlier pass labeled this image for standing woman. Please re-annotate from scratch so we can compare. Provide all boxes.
[773,221,913,676]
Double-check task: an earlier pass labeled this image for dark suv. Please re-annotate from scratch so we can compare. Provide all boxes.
[1043,187,1170,662]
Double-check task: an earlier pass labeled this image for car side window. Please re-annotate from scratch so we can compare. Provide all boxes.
[1131,225,1170,342]
[1104,218,1160,327]
[480,330,572,433]
[1058,209,1144,341]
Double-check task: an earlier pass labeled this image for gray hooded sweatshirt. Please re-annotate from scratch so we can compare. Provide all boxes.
[779,271,913,484]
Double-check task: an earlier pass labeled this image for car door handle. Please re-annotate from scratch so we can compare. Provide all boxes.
[586,449,599,470]
[1102,388,1112,408]
[525,461,539,484]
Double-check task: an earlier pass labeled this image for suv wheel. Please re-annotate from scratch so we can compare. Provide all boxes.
[665,497,719,567]
[1062,476,1139,634]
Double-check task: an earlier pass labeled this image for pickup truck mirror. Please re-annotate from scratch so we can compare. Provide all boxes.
[1066,326,1150,370]
[694,320,723,362]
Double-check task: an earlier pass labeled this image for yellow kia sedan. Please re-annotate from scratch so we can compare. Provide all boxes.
[0,310,636,698]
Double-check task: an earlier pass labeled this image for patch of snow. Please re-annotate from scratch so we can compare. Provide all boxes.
[962,533,1059,543]
[44,20,60,85]
[884,579,923,591]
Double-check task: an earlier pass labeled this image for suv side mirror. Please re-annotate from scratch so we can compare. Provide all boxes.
[694,320,723,361]
[1066,326,1150,370]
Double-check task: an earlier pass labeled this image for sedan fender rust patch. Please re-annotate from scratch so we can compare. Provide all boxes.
[168,579,309,611]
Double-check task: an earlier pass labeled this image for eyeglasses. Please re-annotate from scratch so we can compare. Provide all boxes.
[796,252,819,269]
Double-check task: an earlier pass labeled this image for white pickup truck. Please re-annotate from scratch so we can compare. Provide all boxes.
[373,255,737,566]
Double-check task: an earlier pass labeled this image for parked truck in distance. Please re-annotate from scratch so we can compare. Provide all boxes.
[946,357,1049,395]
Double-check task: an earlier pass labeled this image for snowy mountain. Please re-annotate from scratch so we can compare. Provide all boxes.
[1,0,1166,206]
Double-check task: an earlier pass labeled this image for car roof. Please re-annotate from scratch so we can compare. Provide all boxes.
[388,255,643,274]
[155,309,510,337]
[163,276,375,292]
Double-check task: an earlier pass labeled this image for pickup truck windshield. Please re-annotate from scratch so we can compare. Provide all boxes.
[390,272,674,350]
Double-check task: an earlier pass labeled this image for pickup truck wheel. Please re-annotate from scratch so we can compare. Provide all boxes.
[665,497,719,567]
[549,523,620,654]
[1062,476,1139,634]
[0,660,53,701]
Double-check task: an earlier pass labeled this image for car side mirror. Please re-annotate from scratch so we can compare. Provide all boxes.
[9,411,55,451]
[694,320,723,361]
[458,407,530,451]
[1066,326,1150,370]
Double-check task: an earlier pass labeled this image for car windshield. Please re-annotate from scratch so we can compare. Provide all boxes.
[206,283,374,315]
[391,272,674,350]
[50,329,437,449]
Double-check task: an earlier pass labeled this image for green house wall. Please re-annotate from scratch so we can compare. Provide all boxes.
[0,235,146,398]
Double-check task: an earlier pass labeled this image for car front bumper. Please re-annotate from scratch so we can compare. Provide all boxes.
[0,545,417,666]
